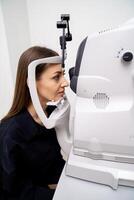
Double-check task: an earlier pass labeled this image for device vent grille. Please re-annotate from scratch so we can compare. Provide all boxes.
[93,93,109,109]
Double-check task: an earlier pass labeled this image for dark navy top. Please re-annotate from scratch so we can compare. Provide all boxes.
[0,107,65,200]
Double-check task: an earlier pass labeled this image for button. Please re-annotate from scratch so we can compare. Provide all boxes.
[122,52,133,62]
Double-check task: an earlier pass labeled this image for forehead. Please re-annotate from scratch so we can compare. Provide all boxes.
[45,64,63,73]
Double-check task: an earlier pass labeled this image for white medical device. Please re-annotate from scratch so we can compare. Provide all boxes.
[66,19,134,189]
[28,17,134,190]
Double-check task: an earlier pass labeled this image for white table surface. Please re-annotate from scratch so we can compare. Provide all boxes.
[53,164,134,200]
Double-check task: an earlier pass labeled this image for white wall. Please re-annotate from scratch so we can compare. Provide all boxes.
[0,0,30,119]
[0,2,13,119]
[1,0,31,82]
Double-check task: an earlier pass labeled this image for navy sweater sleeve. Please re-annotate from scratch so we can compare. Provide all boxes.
[0,124,55,200]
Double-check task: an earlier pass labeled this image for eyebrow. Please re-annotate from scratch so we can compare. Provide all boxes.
[53,69,65,74]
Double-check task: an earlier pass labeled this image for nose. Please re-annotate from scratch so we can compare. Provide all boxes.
[61,77,69,88]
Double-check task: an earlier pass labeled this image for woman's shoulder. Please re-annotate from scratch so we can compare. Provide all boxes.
[0,115,18,130]
[0,109,34,141]
[0,114,22,142]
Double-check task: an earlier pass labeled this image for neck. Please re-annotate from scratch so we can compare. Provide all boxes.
[27,101,48,125]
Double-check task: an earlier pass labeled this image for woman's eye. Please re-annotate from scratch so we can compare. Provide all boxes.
[52,72,65,81]
[53,75,60,81]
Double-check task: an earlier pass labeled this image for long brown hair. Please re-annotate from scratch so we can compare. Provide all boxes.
[1,46,58,122]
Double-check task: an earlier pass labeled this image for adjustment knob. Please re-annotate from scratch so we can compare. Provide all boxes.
[65,33,72,41]
[61,14,70,21]
[57,21,67,29]
[122,52,133,62]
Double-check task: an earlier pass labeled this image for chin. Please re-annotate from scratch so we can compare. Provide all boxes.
[55,97,62,101]
[58,93,64,98]
[55,95,64,101]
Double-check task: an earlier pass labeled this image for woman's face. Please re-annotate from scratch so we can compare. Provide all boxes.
[36,64,69,104]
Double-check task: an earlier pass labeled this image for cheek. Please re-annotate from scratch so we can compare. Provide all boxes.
[37,81,59,100]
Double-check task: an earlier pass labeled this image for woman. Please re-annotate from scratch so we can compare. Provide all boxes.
[0,46,69,200]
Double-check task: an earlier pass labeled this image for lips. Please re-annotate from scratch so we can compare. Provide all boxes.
[58,91,65,95]
[58,90,64,93]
